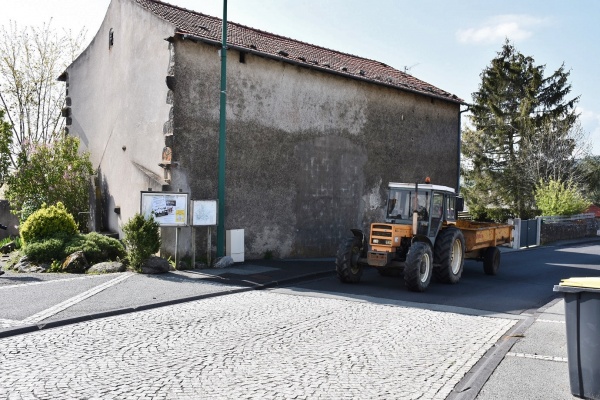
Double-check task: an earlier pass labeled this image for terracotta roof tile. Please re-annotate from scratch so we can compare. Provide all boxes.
[135,0,463,103]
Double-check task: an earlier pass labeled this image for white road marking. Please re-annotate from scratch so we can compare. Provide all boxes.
[0,274,115,290]
[507,352,568,363]
[3,273,133,327]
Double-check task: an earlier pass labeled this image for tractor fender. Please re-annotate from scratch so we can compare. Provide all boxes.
[350,229,367,255]
[411,235,433,249]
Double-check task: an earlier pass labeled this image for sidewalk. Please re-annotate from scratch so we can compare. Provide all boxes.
[451,297,578,400]
[0,258,335,338]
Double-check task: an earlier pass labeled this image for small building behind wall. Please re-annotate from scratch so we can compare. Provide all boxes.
[61,0,464,259]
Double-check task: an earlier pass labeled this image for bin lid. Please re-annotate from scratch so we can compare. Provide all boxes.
[558,277,600,289]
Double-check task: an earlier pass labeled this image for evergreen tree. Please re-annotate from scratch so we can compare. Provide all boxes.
[462,40,580,219]
[576,155,600,205]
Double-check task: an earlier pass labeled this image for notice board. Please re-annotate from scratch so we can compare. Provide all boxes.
[140,192,189,226]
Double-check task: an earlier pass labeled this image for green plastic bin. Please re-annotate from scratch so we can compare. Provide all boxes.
[555,278,600,400]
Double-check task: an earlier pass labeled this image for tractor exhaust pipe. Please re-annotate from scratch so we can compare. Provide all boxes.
[412,182,418,236]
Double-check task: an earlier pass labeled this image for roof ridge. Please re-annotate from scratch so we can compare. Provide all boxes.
[134,0,463,103]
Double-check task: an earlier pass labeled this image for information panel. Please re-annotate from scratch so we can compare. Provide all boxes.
[191,200,217,226]
[140,192,189,226]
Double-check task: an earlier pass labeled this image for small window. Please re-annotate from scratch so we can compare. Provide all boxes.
[446,196,456,221]
[239,51,246,64]
[109,29,114,49]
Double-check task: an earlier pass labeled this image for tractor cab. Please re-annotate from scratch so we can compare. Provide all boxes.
[385,182,461,242]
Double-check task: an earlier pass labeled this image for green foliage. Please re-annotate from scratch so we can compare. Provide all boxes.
[122,213,161,271]
[6,135,94,227]
[20,203,77,244]
[535,179,590,216]
[49,260,62,273]
[462,40,581,218]
[23,236,65,262]
[0,109,12,186]
[23,231,125,264]
[0,236,21,250]
[467,207,517,223]
[63,232,125,264]
[576,155,600,205]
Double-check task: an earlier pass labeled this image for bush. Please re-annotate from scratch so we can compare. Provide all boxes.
[20,203,77,244]
[535,179,590,216]
[64,232,125,264]
[122,213,161,270]
[0,236,21,250]
[23,231,125,265]
[23,236,66,262]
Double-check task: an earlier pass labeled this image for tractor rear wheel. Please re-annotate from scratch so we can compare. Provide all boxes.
[483,246,501,275]
[336,237,363,283]
[404,242,433,292]
[433,228,465,284]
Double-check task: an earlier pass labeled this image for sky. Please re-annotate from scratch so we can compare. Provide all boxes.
[1,0,599,154]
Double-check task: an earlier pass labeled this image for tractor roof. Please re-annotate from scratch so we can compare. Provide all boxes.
[388,182,455,194]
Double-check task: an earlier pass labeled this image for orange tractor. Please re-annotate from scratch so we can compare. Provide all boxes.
[336,181,513,292]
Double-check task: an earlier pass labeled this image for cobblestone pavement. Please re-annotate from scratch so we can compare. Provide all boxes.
[0,290,516,399]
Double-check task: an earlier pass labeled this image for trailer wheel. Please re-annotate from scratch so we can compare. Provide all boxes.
[404,242,433,292]
[336,237,363,283]
[483,246,501,275]
[433,228,465,284]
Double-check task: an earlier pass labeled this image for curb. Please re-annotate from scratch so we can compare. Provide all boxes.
[446,298,561,400]
[0,269,335,339]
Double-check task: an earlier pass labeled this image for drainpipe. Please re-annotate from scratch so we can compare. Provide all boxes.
[217,0,228,258]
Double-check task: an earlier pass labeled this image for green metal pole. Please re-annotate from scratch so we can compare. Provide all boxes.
[217,0,228,258]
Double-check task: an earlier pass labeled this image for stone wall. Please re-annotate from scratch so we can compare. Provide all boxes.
[541,218,599,244]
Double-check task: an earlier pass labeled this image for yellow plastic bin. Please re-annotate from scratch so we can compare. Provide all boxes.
[554,278,600,400]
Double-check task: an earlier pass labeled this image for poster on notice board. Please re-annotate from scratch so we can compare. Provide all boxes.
[140,192,189,226]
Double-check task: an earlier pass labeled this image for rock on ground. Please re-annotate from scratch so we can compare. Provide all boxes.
[87,261,126,274]
[140,256,171,274]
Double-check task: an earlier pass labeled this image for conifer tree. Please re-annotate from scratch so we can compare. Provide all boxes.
[462,40,580,219]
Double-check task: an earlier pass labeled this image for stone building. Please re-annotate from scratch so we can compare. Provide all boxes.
[61,0,465,259]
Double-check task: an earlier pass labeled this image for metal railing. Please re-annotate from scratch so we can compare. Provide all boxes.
[540,213,596,223]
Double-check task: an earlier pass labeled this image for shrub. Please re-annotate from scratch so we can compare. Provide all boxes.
[64,232,125,264]
[0,236,21,250]
[23,236,66,262]
[122,213,161,270]
[20,203,77,244]
[23,231,126,265]
[535,179,590,216]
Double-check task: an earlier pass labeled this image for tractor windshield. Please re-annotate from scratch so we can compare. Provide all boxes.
[386,189,430,223]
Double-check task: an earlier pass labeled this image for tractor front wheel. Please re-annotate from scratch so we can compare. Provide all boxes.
[404,242,433,292]
[336,237,364,283]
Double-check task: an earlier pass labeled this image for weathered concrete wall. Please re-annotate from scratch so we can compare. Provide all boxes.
[65,0,173,237]
[541,218,599,244]
[171,39,460,258]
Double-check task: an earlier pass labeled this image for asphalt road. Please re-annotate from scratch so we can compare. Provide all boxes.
[290,242,600,316]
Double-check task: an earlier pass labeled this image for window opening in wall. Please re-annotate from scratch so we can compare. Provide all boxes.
[109,28,114,49]
[239,51,246,63]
